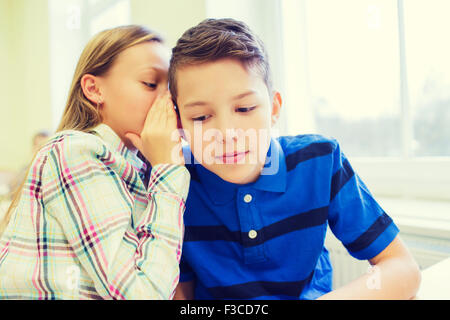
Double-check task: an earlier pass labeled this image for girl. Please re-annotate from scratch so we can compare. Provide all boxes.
[0,25,189,299]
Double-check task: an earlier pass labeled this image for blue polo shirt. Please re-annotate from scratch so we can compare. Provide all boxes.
[180,134,399,300]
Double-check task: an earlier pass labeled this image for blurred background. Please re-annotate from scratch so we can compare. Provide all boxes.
[0,0,449,288]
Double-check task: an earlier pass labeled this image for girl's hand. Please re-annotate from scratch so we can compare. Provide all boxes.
[125,91,184,166]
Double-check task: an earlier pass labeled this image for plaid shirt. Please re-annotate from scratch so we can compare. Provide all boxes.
[0,124,190,299]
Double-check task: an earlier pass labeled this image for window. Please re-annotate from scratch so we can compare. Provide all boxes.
[403,0,450,157]
[303,0,401,157]
[282,0,450,158]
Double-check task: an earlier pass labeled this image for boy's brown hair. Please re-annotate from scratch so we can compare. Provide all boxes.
[168,18,273,104]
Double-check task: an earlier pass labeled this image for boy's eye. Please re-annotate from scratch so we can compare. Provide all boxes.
[236,106,257,113]
[192,115,211,122]
[143,82,157,89]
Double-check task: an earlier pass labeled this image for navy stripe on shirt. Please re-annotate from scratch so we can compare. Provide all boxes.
[184,206,328,247]
[344,212,393,254]
[184,224,240,243]
[330,158,355,202]
[186,164,200,182]
[285,142,334,172]
[207,271,315,299]
[246,206,328,247]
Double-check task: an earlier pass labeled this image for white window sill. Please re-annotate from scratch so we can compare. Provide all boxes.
[377,196,450,240]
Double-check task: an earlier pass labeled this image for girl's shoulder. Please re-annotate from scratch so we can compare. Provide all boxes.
[46,129,104,153]
[35,129,107,167]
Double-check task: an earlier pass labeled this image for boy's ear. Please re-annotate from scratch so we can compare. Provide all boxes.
[174,104,187,141]
[80,74,103,105]
[271,91,282,126]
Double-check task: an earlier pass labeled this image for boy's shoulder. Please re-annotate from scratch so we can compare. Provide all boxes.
[276,134,339,155]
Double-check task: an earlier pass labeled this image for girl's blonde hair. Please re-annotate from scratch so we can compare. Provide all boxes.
[0,25,162,235]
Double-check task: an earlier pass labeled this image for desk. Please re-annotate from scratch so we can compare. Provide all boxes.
[416,257,450,299]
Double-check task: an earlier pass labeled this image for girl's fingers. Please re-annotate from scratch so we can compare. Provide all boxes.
[148,92,171,123]
[157,92,176,128]
[132,90,184,165]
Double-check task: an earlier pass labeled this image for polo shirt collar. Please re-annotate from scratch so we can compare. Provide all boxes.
[251,138,287,193]
[90,123,148,176]
[190,138,287,205]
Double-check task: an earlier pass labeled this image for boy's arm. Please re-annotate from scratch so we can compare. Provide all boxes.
[173,281,195,300]
[317,236,421,300]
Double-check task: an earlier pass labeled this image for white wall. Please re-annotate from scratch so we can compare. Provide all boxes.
[0,1,13,170]
[0,0,52,171]
[130,0,207,48]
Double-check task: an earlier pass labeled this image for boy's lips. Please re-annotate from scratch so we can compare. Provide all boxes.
[216,150,250,164]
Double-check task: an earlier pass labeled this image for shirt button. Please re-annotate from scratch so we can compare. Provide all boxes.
[243,194,253,203]
[248,230,258,239]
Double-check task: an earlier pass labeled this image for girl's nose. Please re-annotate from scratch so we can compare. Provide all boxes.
[158,83,169,96]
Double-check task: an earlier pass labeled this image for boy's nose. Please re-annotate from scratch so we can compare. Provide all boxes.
[225,128,239,141]
[215,129,248,154]
[214,124,238,143]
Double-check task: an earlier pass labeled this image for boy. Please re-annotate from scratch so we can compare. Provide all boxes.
[169,18,420,299]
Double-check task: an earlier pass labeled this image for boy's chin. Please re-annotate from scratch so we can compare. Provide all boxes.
[208,163,263,185]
